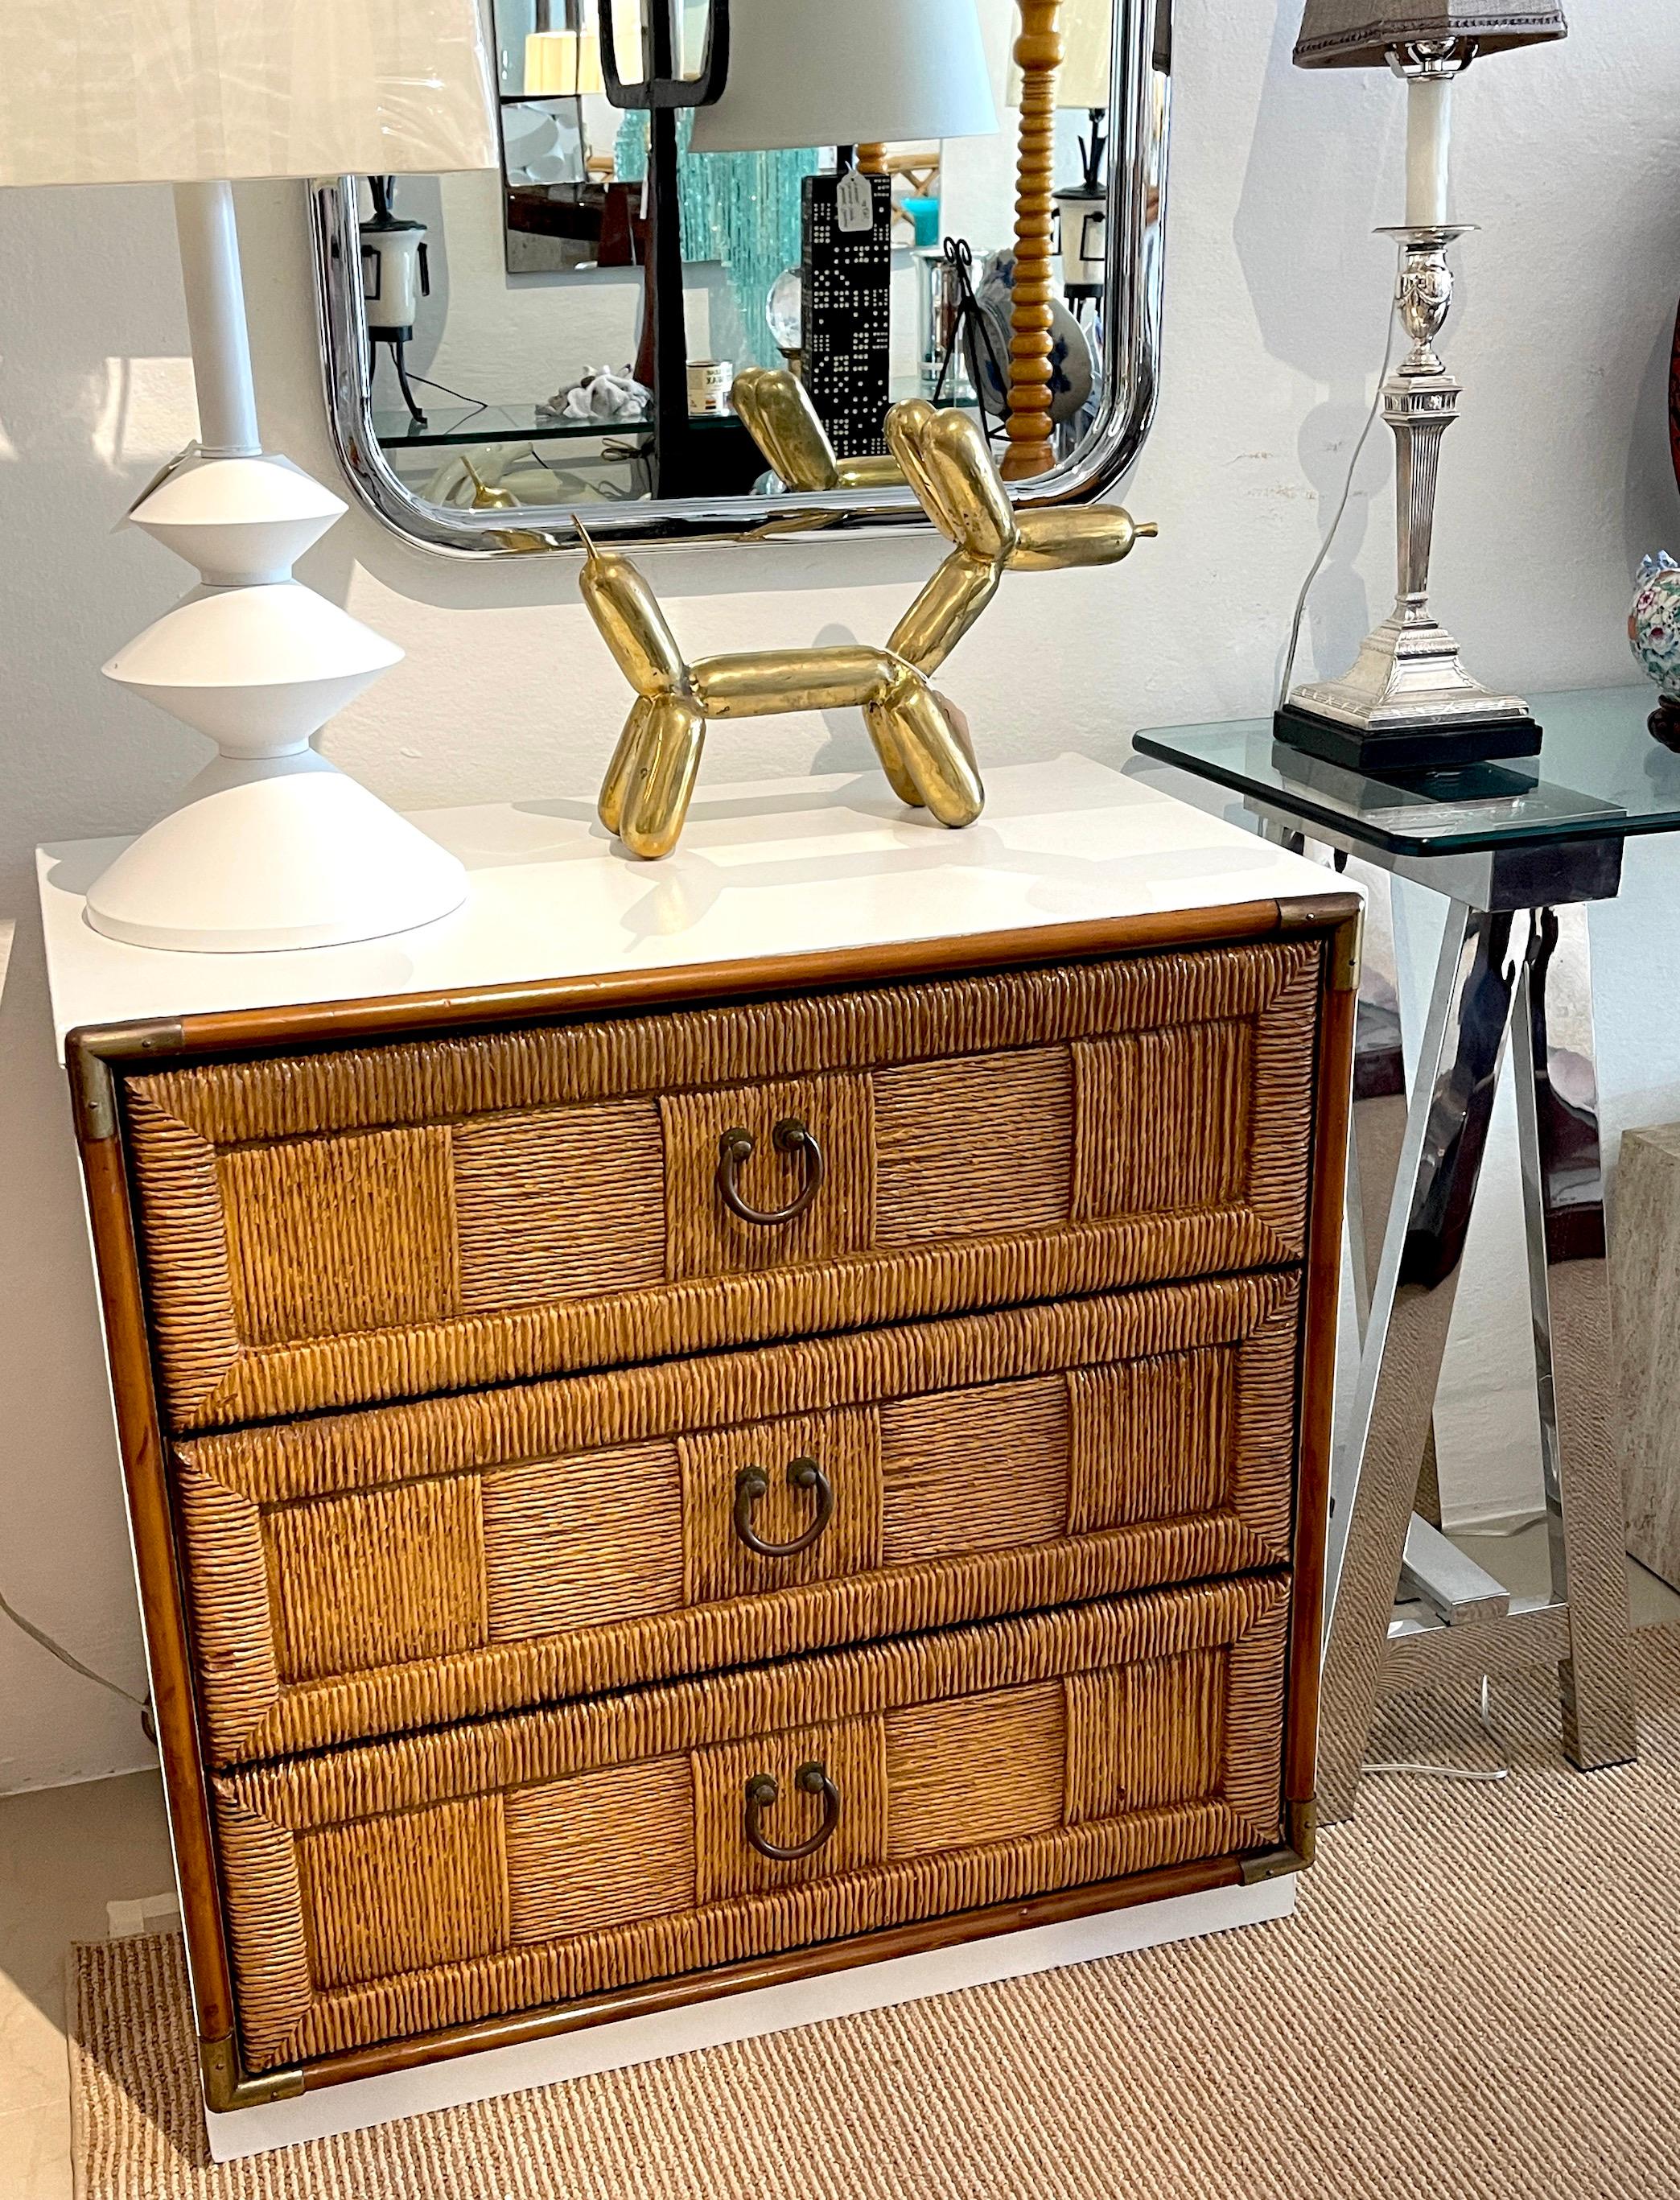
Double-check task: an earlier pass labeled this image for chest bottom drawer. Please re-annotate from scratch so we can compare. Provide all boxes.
[213,1575,1291,2074]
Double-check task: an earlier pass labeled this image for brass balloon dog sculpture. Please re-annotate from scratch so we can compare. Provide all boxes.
[579,398,1156,859]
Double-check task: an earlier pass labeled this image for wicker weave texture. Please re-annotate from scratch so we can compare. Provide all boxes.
[176,1275,1301,1763]
[126,945,1320,1429]
[212,1577,1290,2070]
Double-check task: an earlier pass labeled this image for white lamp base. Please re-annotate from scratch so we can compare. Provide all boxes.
[84,752,467,954]
[98,187,459,957]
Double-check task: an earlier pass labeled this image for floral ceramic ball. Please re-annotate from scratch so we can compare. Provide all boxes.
[1629,551,1680,748]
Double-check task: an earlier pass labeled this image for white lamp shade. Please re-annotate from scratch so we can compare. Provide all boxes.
[1007,0,1114,109]
[688,0,997,154]
[0,0,498,188]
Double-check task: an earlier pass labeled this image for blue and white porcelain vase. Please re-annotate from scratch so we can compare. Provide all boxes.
[1629,551,1680,747]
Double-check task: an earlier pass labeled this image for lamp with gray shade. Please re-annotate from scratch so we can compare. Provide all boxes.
[1293,3,1567,64]
[1277,0,1568,772]
[689,0,996,458]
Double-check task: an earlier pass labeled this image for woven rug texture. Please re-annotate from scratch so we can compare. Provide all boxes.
[68,1632,1680,2200]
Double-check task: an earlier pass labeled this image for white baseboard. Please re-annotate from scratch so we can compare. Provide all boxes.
[206,1875,1296,2164]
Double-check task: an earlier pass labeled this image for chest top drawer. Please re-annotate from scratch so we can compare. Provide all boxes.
[177,1270,1301,1764]
[123,941,1322,1431]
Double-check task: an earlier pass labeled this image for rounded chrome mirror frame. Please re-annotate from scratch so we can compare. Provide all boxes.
[308,0,1170,558]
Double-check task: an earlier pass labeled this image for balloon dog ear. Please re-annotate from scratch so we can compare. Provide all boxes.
[892,403,1017,566]
[885,400,949,533]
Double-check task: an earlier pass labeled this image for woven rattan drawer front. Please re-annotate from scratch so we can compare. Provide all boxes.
[125,943,1321,1431]
[212,1576,1291,2072]
[177,1273,1302,1764]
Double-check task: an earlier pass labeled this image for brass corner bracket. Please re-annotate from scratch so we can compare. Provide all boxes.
[1238,1798,1319,1885]
[1289,1795,1319,1868]
[1275,896,1365,993]
[200,2034,304,2116]
[67,1017,187,1143]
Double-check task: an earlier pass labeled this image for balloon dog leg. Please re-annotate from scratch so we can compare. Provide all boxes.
[861,694,927,809]
[619,694,709,861]
[875,666,985,828]
[598,695,664,836]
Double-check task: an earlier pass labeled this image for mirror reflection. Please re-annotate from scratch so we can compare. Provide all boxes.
[332,0,1163,542]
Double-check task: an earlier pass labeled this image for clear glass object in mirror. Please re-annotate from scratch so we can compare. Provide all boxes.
[310,0,1171,554]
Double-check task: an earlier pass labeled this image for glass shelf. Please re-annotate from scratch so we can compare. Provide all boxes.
[373,404,656,451]
[1134,688,1680,857]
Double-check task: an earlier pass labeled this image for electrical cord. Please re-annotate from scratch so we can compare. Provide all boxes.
[1276,300,1402,712]
[0,1584,154,1742]
[404,370,490,422]
[1457,1511,1550,1538]
[935,237,1008,447]
[1363,1675,1511,1786]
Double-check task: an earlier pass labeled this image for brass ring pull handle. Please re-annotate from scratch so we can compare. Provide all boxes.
[743,1761,842,1862]
[716,1116,825,1226]
[733,1458,834,1559]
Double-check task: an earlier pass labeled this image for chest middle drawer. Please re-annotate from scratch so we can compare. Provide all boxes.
[178,1271,1301,1765]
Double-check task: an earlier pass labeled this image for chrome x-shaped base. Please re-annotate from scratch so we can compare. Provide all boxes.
[1254,822,1637,1823]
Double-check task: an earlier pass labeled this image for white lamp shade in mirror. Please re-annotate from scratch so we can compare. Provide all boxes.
[525,31,606,98]
[688,0,998,154]
[0,0,498,187]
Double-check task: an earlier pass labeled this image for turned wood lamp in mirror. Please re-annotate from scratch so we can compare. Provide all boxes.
[311,0,1172,552]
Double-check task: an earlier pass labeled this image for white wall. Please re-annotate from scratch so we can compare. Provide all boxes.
[2,0,1678,1792]
[411,169,647,401]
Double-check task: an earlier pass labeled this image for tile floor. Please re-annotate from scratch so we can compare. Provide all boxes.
[3,1535,1678,2200]
[0,1769,172,2199]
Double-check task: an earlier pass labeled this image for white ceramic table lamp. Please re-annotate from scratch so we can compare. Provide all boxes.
[0,5,499,953]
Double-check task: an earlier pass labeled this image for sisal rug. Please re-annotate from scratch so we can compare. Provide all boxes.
[69,1634,1680,2200]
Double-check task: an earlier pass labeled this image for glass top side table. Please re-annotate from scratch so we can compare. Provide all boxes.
[1136,686,1655,1823]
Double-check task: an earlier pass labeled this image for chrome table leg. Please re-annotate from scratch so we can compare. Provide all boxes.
[1346,859,1406,1341]
[1318,902,1529,1821]
[1341,863,1447,1525]
[1512,908,1637,1769]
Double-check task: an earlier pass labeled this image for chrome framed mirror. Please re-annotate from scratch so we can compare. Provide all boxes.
[309,0,1171,556]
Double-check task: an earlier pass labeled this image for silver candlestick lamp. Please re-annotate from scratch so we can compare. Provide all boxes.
[1279,5,1568,772]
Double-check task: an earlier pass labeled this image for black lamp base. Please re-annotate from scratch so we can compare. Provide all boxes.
[1272,702,1543,775]
[369,332,426,430]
